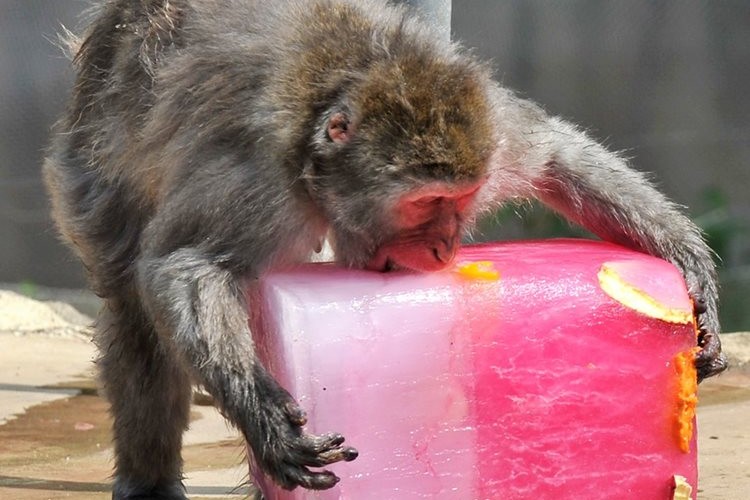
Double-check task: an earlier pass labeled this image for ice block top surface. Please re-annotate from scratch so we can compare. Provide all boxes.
[265,239,692,314]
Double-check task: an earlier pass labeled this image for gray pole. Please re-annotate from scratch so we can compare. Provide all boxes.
[396,0,452,41]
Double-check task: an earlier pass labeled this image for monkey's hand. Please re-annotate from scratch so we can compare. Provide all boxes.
[692,292,728,383]
[247,367,358,490]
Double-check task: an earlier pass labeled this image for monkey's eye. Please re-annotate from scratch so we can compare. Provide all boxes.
[413,196,442,207]
[399,196,443,227]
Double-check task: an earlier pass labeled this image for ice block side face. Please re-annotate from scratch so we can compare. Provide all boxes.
[247,240,698,500]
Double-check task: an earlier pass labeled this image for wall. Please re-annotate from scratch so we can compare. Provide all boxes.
[1,0,747,328]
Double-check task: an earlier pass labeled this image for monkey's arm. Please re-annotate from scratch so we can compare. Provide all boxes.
[137,249,355,489]
[488,92,727,381]
[135,160,356,491]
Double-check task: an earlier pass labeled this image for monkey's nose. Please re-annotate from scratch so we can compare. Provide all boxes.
[433,241,457,264]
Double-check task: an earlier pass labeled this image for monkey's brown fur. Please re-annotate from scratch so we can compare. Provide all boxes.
[45,1,726,498]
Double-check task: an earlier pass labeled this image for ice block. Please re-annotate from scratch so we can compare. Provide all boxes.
[247,239,699,499]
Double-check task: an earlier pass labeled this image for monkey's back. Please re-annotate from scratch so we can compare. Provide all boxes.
[44,0,198,296]
[44,0,485,295]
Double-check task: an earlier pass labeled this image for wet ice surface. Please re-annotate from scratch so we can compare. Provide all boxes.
[250,240,699,500]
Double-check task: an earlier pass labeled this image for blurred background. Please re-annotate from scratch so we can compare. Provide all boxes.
[1,0,748,330]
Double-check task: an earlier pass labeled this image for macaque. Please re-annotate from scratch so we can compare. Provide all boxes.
[44,0,726,498]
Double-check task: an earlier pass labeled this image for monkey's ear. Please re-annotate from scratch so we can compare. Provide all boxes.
[326,112,354,144]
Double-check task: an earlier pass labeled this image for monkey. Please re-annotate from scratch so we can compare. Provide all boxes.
[43,0,726,498]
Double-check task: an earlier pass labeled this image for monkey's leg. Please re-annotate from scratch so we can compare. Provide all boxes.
[137,249,357,491]
[97,300,192,500]
[513,113,727,381]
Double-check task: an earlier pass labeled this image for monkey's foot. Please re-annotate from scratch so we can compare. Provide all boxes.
[696,331,728,382]
[250,399,358,490]
[112,479,187,500]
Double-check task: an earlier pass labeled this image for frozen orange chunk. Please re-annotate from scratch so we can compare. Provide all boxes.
[455,260,500,280]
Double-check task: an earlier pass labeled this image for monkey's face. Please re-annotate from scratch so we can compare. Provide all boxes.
[311,108,489,273]
[362,181,483,272]
[307,59,495,272]
[319,175,484,273]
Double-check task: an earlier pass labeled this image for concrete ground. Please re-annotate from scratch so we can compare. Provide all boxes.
[0,291,252,499]
[1,290,748,499]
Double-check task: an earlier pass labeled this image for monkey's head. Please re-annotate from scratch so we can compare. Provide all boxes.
[306,56,496,272]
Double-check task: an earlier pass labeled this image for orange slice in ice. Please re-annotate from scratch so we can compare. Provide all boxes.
[455,261,500,281]
[673,348,699,453]
[597,262,692,324]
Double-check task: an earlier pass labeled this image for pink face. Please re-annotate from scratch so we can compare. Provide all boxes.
[326,110,485,273]
[366,183,482,272]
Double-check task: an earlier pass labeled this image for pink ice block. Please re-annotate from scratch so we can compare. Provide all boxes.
[247,239,698,499]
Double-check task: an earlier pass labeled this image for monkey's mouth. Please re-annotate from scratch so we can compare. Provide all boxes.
[372,258,409,273]
[365,240,456,273]
[364,247,408,272]
[366,252,450,273]
[365,251,395,272]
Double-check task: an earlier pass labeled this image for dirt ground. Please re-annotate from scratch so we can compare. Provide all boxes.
[694,368,750,499]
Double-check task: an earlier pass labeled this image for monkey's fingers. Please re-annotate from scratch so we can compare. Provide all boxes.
[692,294,708,316]
[278,466,341,491]
[695,331,728,382]
[283,401,308,426]
[272,437,356,490]
[290,432,359,467]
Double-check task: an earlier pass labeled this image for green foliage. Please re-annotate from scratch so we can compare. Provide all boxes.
[694,187,750,332]
[694,187,743,264]
[18,280,38,299]
[474,201,593,243]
